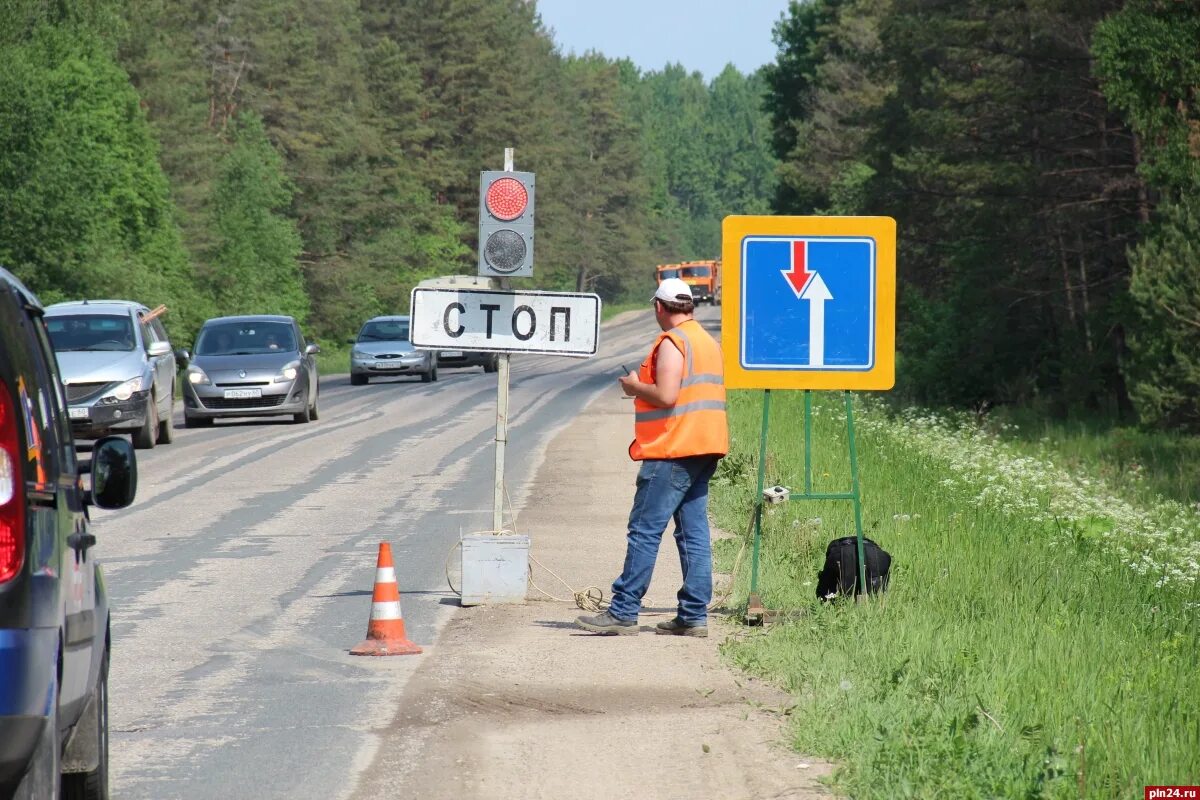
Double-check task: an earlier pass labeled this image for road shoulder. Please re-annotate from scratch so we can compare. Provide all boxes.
[350,388,832,800]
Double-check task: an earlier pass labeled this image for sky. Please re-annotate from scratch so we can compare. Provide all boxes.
[535,0,792,82]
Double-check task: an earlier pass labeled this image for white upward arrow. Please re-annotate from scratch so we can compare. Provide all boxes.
[799,273,833,367]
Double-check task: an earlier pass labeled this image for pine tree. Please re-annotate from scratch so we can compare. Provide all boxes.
[1125,197,1200,430]
[1095,0,1200,428]
[556,54,652,296]
[206,112,307,321]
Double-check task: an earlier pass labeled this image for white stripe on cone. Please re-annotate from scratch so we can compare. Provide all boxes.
[370,601,402,620]
[376,567,396,584]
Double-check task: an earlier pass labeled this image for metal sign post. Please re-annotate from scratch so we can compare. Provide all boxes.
[493,345,508,532]
[748,389,867,600]
[495,304,510,533]
[722,215,896,617]
[409,283,600,530]
[494,147,515,533]
[408,148,602,605]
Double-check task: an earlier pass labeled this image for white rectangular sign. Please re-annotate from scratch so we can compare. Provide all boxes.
[409,287,601,357]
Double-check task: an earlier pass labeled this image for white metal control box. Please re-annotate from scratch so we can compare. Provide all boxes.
[460,533,529,605]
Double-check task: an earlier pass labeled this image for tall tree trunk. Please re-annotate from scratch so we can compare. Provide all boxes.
[1057,229,1077,326]
[1075,232,1095,357]
[1132,133,1152,224]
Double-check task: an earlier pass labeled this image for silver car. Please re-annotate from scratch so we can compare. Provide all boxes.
[183,315,320,426]
[349,316,438,385]
[44,300,181,449]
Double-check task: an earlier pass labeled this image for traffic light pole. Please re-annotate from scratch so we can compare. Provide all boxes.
[493,302,511,533]
[492,148,515,533]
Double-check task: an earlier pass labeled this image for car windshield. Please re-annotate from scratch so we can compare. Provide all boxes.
[196,322,297,356]
[681,266,710,278]
[46,314,136,352]
[357,321,410,342]
[657,269,680,279]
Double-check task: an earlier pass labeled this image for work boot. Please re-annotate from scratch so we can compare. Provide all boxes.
[655,617,708,637]
[575,610,638,635]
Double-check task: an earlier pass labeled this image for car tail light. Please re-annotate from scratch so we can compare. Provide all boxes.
[0,383,25,583]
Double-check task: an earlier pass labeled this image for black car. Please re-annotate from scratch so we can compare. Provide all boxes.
[432,347,498,373]
[0,269,138,799]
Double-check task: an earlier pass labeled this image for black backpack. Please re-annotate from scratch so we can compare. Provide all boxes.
[816,536,891,600]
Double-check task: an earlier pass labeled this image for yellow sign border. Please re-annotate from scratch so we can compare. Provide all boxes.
[721,215,896,391]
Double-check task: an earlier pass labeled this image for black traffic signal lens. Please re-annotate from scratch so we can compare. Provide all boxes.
[484,229,527,273]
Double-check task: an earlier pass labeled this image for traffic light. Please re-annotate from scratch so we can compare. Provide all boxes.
[478,170,535,278]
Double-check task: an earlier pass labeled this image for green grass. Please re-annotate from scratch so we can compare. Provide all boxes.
[601,300,647,321]
[983,408,1200,508]
[315,341,351,377]
[710,390,1200,800]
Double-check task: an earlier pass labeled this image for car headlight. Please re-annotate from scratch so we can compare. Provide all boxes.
[106,376,146,402]
[351,348,370,359]
[187,366,211,385]
[274,361,300,383]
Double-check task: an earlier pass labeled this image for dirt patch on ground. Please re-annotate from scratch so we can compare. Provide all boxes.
[351,391,832,800]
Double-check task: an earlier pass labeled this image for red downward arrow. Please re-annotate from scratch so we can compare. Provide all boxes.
[783,240,812,296]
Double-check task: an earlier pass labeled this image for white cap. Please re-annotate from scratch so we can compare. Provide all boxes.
[653,278,694,305]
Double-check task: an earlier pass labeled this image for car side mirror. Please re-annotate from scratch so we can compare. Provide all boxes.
[305,343,321,355]
[174,348,190,368]
[147,341,171,357]
[88,436,137,510]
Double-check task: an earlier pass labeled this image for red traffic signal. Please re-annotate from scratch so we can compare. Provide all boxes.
[478,171,535,278]
[485,177,529,221]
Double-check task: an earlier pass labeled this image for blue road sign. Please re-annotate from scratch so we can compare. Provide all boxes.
[740,236,876,372]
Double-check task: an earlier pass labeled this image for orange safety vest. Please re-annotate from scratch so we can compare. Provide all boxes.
[629,319,728,461]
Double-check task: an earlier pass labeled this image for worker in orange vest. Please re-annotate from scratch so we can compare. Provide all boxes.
[577,278,728,637]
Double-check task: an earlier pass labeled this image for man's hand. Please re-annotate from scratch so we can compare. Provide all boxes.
[618,372,639,396]
[619,342,683,407]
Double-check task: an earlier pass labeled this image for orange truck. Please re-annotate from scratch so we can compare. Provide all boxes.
[654,259,721,305]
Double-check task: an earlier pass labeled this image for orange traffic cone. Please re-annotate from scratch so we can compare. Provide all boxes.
[350,542,422,656]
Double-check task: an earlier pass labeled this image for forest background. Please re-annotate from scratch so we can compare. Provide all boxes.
[0,0,1196,430]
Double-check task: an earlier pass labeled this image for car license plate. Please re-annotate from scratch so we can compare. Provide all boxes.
[223,388,262,399]
[441,351,462,358]
[68,407,89,420]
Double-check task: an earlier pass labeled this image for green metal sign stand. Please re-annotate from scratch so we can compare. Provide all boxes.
[748,389,868,612]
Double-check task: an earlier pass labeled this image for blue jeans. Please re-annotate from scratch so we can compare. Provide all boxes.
[608,456,720,625]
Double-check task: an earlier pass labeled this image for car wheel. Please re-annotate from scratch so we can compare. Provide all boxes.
[132,394,157,450]
[420,368,433,383]
[293,394,312,424]
[157,386,174,444]
[13,670,59,800]
[483,357,498,374]
[62,647,108,800]
[309,389,319,421]
[431,365,438,382]
[184,414,212,429]
[350,373,366,386]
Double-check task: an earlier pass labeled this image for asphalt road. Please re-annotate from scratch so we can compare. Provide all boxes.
[92,305,720,799]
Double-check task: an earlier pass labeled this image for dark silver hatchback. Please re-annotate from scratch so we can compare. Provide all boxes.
[182,315,320,426]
